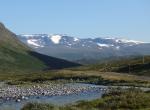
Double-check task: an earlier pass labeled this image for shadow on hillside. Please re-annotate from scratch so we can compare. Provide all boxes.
[29,51,81,70]
[116,63,150,74]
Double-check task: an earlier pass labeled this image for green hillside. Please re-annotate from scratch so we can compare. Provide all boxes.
[0,23,80,74]
[113,56,150,76]
[75,56,150,76]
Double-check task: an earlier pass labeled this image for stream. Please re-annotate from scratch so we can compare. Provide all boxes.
[0,83,149,110]
[0,83,106,110]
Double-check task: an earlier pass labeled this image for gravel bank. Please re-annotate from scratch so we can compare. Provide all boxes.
[0,83,106,103]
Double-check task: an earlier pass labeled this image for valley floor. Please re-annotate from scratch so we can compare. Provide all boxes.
[0,70,150,110]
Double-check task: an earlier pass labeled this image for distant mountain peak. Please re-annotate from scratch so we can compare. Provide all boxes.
[18,34,146,49]
[50,35,62,44]
[17,34,150,63]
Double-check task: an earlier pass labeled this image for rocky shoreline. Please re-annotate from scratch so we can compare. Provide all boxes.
[0,83,107,103]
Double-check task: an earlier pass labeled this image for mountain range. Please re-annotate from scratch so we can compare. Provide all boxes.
[18,34,150,64]
[0,23,80,74]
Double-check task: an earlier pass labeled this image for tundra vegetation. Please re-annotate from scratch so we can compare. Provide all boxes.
[21,88,150,110]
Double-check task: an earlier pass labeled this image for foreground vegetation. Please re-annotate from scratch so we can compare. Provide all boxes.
[0,70,150,87]
[21,88,150,110]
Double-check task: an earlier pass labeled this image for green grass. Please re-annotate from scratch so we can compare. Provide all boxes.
[21,103,57,110]
[1,70,150,87]
[72,56,150,76]
[21,88,150,110]
[73,88,150,110]
[0,47,47,74]
[0,45,80,74]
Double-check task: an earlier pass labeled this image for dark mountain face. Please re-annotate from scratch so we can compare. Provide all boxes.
[18,34,150,64]
[0,23,80,74]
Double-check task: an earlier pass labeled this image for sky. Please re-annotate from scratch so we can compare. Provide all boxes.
[0,0,150,42]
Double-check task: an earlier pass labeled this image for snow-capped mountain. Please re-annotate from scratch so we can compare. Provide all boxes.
[18,34,144,48]
[18,34,150,64]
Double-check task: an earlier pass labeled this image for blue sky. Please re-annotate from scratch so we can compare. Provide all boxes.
[0,0,150,42]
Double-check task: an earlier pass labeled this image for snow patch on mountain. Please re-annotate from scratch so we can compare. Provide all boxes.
[27,39,44,48]
[115,39,144,44]
[50,35,62,44]
[97,43,114,48]
[97,43,110,47]
[74,37,79,41]
[18,34,147,50]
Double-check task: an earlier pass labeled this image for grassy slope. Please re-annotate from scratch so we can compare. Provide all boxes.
[0,47,47,74]
[0,23,46,73]
[74,56,150,76]
[0,23,80,74]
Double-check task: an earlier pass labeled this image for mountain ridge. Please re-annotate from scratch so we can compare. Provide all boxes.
[18,34,150,64]
[18,34,146,48]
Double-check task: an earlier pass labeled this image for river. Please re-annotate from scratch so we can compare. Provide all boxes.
[0,83,106,110]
